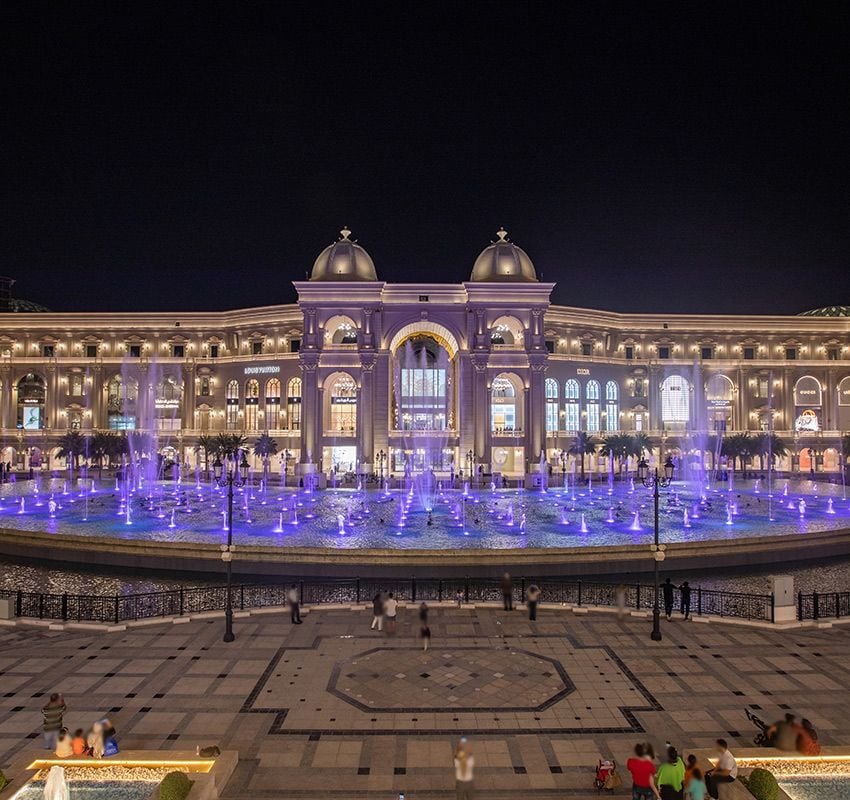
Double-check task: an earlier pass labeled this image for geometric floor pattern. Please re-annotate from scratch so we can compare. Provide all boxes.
[1,606,850,798]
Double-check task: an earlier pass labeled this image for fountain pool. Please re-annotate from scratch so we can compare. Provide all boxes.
[0,476,847,551]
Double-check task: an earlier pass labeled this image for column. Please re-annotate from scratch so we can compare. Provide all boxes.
[470,355,488,468]
[0,367,11,430]
[359,355,375,469]
[528,357,547,467]
[181,363,196,430]
[299,355,319,465]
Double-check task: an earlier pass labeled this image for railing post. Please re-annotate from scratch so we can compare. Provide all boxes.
[39,594,44,619]
[114,594,119,625]
[356,578,360,604]
[438,580,443,602]
[521,577,526,601]
[179,588,184,617]
[697,586,702,617]
[797,591,803,621]
[61,593,68,622]
[411,576,416,602]
[636,583,640,611]
[813,592,820,620]
[240,585,245,611]
[770,592,775,624]
[16,590,22,617]
[577,579,582,607]
[836,592,841,620]
[464,576,469,604]
[299,581,304,606]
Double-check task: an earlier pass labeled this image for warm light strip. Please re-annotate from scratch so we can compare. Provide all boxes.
[736,756,850,763]
[27,758,214,773]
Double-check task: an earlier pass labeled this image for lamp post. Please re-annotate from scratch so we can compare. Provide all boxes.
[466,449,474,484]
[637,454,675,641]
[558,448,567,485]
[283,448,291,488]
[378,449,386,482]
[213,450,249,643]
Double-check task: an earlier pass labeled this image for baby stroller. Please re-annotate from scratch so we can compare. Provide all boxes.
[594,759,618,792]
[746,708,770,747]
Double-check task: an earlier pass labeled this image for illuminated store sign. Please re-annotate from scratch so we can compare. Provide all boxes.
[794,409,820,432]
[244,365,280,375]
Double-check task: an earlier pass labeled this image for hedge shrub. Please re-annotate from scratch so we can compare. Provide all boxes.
[159,771,192,800]
[739,768,779,800]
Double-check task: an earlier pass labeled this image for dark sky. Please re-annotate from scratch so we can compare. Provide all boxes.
[4,2,850,314]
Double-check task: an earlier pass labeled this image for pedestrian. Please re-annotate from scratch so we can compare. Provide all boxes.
[686,768,708,800]
[287,584,302,624]
[421,620,431,651]
[455,589,464,608]
[384,592,398,634]
[453,737,475,800]
[626,742,659,800]
[526,584,541,621]
[500,572,513,611]
[419,601,429,625]
[663,578,675,621]
[679,581,691,619]
[704,739,737,799]
[656,745,686,800]
[616,583,627,617]
[370,592,384,631]
[42,693,66,750]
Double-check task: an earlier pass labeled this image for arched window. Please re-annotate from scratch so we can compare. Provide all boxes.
[585,380,600,432]
[155,375,182,431]
[244,379,260,430]
[838,375,850,407]
[17,373,46,430]
[491,374,520,433]
[490,316,524,348]
[565,379,580,432]
[287,377,302,431]
[545,378,559,433]
[661,375,690,423]
[396,335,450,430]
[706,374,734,432]
[793,375,822,406]
[226,380,240,430]
[107,375,138,429]
[605,380,619,432]
[329,373,357,433]
[265,378,281,430]
[325,315,359,345]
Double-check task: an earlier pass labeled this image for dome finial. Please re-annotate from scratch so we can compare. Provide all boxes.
[496,227,508,242]
[340,226,352,241]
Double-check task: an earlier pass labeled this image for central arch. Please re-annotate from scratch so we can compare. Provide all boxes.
[388,320,461,360]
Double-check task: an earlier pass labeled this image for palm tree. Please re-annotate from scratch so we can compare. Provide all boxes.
[632,432,651,459]
[56,431,87,469]
[600,433,633,475]
[195,434,219,476]
[88,431,114,479]
[750,432,767,472]
[569,432,598,480]
[722,432,751,474]
[764,434,788,469]
[216,433,248,458]
[253,433,278,482]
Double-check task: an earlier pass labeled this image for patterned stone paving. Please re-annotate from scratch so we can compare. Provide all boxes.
[1,605,850,798]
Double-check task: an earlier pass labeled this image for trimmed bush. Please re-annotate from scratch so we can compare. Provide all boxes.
[159,771,192,800]
[0,769,7,791]
[739,768,779,800]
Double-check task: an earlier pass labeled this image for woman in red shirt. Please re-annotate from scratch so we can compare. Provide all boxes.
[627,743,660,799]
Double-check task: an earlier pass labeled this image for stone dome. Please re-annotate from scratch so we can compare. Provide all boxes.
[470,228,537,283]
[310,228,378,282]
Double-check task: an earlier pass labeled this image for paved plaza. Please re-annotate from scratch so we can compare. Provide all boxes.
[2,605,850,798]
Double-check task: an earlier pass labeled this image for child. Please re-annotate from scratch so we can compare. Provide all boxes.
[455,589,464,607]
[71,728,88,756]
[686,767,707,800]
[420,622,431,651]
[54,728,74,758]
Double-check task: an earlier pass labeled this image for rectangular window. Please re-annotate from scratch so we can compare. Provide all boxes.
[586,404,600,433]
[581,342,592,356]
[828,347,840,361]
[172,344,185,358]
[70,374,84,396]
[700,347,713,360]
[743,346,755,360]
[757,377,769,398]
[785,347,797,360]
[658,346,670,359]
[545,340,554,353]
[624,346,634,360]
[129,345,141,358]
[209,344,219,358]
[200,377,211,396]
[565,401,580,432]
[634,412,645,432]
[290,339,300,353]
[42,345,55,358]
[252,341,263,355]
[86,344,98,358]
[418,295,429,302]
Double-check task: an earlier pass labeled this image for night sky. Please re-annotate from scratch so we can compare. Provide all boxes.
[4,3,850,315]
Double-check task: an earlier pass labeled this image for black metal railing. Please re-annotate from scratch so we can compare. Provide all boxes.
[0,577,775,624]
[797,591,850,621]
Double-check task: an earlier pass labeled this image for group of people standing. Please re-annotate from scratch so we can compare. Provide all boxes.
[626,739,736,800]
[42,693,118,759]
[500,573,541,619]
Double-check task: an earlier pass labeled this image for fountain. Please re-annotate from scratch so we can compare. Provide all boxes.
[606,506,615,523]
[628,510,641,531]
[683,509,691,528]
[18,498,24,514]
[124,504,132,525]
[725,506,733,525]
[798,499,806,516]
[506,503,514,526]
[168,509,176,529]
[560,508,569,525]
[579,513,589,533]
[827,498,835,514]
[519,512,526,533]
[337,513,346,535]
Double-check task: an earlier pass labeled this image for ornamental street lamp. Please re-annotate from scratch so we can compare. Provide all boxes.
[466,449,474,483]
[283,448,292,488]
[213,450,249,643]
[637,454,675,641]
[558,448,567,483]
[377,449,386,481]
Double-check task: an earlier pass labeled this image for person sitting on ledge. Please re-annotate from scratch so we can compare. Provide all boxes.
[767,712,798,751]
[54,728,74,758]
[796,718,821,755]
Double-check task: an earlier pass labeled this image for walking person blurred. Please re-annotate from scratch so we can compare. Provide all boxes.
[384,592,398,634]
[526,584,541,621]
[370,592,385,631]
[42,693,66,750]
[287,584,302,624]
[663,578,675,621]
[500,572,513,611]
[679,581,692,620]
[453,737,475,800]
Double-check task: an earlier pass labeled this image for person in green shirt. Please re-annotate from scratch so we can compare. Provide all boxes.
[656,746,686,800]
